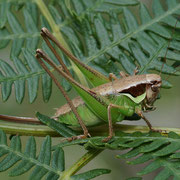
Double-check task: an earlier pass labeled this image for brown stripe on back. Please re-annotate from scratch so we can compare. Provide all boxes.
[121,83,146,97]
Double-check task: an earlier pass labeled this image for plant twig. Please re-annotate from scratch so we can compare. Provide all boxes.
[0,120,59,137]
[0,117,180,137]
[34,0,88,87]
[59,149,103,180]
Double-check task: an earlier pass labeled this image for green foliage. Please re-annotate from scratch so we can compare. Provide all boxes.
[1,0,180,179]
[53,130,180,179]
[2,112,180,179]
[36,112,78,137]
[37,113,180,179]
[0,130,110,180]
[0,0,180,103]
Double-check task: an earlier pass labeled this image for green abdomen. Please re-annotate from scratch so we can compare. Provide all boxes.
[56,93,142,127]
[57,97,103,127]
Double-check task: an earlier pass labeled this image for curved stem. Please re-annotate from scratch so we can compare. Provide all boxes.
[59,149,103,180]
[34,0,88,87]
[0,114,41,124]
[35,0,69,50]
[0,120,59,137]
[0,117,180,137]
[88,124,180,136]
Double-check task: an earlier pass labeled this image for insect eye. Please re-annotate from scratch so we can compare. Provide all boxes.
[151,80,157,85]
[151,86,158,92]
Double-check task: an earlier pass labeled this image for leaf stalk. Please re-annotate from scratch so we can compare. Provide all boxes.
[34,0,89,87]
[59,149,103,180]
[0,119,180,137]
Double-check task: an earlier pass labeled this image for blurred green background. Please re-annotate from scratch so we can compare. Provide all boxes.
[1,0,180,179]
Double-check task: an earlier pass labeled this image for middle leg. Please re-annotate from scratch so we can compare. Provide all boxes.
[102,104,124,142]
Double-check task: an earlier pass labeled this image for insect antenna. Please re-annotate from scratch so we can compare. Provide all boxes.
[159,19,178,76]
[0,114,42,124]
[164,65,180,81]
[160,19,180,82]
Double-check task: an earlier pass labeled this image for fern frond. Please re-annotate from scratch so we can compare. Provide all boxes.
[69,0,180,78]
[0,130,110,180]
[0,49,49,103]
[0,0,140,103]
[0,0,180,103]
[38,113,180,179]
[118,132,180,179]
[2,9,39,57]
[36,112,78,137]
[52,131,180,179]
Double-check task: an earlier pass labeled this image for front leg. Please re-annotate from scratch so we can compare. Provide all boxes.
[142,101,156,112]
[136,109,165,133]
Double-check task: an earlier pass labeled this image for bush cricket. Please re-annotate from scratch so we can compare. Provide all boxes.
[2,18,179,142]
[33,28,162,142]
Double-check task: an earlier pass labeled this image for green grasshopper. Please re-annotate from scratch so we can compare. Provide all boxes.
[35,28,162,142]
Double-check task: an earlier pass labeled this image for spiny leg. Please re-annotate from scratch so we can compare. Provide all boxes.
[40,30,72,78]
[102,104,123,142]
[136,110,164,133]
[36,50,90,140]
[139,112,153,130]
[102,104,113,142]
[41,28,85,69]
[40,28,110,86]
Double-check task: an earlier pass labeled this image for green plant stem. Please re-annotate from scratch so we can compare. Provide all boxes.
[35,0,68,50]
[34,0,88,87]
[0,120,59,136]
[59,149,103,180]
[1,120,180,137]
